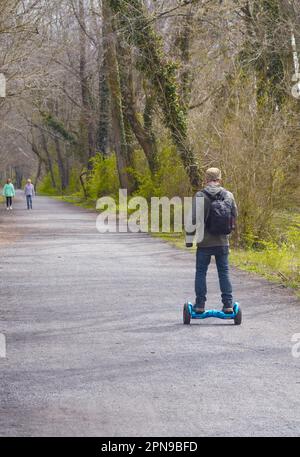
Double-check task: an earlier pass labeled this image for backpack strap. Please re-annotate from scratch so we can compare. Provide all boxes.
[219,189,228,200]
[202,189,213,200]
[201,189,213,223]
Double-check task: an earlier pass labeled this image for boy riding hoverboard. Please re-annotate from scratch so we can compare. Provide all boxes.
[185,167,238,315]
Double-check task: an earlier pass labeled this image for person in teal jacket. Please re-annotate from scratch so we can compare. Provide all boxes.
[2,178,16,210]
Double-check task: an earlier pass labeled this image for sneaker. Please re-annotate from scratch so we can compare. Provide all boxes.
[193,304,205,314]
[6,207,9,211]
[222,305,233,314]
[10,206,12,210]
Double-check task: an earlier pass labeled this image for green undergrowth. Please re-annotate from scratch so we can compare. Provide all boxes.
[231,211,300,295]
[152,213,300,296]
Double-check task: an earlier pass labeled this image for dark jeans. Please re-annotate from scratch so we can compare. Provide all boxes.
[26,195,33,209]
[6,196,12,208]
[195,246,233,307]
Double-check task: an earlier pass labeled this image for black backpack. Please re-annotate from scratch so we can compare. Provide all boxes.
[203,189,235,236]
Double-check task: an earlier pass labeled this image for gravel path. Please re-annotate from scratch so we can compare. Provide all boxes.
[0,194,299,436]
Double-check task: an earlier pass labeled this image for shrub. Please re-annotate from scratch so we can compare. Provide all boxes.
[86,154,120,199]
[130,143,192,200]
[38,165,60,195]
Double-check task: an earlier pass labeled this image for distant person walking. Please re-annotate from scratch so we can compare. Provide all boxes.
[2,178,15,210]
[24,179,35,209]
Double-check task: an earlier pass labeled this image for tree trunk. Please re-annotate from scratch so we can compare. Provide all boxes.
[102,0,134,192]
[118,44,159,175]
[175,7,193,107]
[41,133,56,188]
[97,33,110,155]
[34,158,42,189]
[79,170,88,199]
[14,166,23,188]
[55,138,68,191]
[79,0,95,165]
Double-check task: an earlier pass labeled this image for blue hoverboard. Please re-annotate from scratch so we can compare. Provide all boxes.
[183,302,242,325]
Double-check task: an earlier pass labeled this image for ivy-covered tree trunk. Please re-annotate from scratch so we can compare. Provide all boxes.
[175,6,194,107]
[109,0,200,190]
[97,44,110,156]
[143,93,157,163]
[117,43,159,175]
[102,0,135,192]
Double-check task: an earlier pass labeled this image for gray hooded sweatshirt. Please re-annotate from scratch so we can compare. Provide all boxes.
[186,184,238,248]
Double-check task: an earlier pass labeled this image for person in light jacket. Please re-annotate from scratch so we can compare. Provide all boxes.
[2,178,15,210]
[24,179,35,209]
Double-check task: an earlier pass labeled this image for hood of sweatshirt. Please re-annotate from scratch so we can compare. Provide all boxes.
[203,184,224,197]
